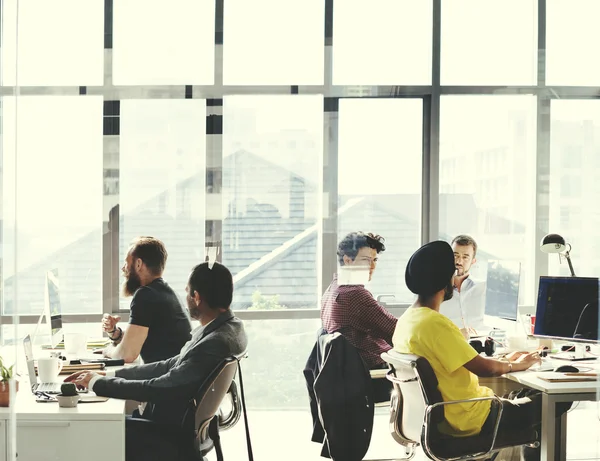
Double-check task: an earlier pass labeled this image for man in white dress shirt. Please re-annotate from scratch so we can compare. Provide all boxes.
[441,235,486,339]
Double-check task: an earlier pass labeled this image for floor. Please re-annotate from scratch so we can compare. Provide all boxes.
[211,403,600,461]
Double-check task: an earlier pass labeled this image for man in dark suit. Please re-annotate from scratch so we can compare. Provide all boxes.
[65,261,247,460]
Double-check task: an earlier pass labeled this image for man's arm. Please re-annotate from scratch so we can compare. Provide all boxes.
[463,352,541,377]
[104,324,148,363]
[93,352,222,403]
[346,289,397,344]
[115,354,180,381]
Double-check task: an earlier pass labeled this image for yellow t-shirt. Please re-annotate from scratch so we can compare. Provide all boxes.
[392,307,493,437]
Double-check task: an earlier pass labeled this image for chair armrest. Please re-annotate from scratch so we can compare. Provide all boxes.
[423,395,504,461]
[370,368,388,379]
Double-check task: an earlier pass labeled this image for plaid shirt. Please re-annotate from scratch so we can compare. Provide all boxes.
[321,274,398,368]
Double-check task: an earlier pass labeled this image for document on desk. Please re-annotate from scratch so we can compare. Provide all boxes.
[537,372,598,382]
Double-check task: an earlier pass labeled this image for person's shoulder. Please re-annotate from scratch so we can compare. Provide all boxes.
[132,285,155,303]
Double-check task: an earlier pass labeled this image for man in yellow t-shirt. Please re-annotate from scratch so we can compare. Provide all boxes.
[393,241,547,459]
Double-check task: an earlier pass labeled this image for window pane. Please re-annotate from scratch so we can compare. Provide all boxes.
[1,0,104,86]
[119,100,206,309]
[549,101,600,276]
[441,0,537,85]
[223,95,323,308]
[338,99,422,303]
[113,0,215,85]
[546,0,600,86]
[439,96,537,305]
[2,96,103,315]
[223,0,324,85]
[333,0,432,85]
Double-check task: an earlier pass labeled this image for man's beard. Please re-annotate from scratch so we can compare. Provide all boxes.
[443,281,454,301]
[455,265,467,276]
[187,296,201,320]
[121,268,142,297]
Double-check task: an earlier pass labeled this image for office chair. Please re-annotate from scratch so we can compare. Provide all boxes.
[381,351,538,461]
[184,353,252,461]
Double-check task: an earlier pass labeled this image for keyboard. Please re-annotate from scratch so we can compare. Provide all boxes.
[35,382,63,394]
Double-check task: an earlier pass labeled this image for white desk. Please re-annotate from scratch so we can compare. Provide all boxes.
[0,377,125,461]
[507,368,599,461]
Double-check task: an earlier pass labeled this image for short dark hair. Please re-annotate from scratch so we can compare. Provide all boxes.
[337,232,386,265]
[188,262,233,309]
[451,234,478,257]
[130,237,168,276]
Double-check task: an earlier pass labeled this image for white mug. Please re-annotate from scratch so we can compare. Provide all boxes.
[37,356,63,383]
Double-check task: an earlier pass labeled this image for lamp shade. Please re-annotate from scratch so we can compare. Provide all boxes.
[540,233,567,253]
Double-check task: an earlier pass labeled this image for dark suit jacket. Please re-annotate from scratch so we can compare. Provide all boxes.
[93,310,247,426]
[303,329,374,461]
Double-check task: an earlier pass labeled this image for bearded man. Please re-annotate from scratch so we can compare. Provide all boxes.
[101,237,192,363]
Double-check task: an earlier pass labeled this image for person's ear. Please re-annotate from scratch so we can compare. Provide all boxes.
[193,291,201,306]
[472,257,477,267]
[135,258,143,272]
[342,255,354,266]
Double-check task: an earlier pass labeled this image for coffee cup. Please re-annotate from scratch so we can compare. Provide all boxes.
[37,356,63,383]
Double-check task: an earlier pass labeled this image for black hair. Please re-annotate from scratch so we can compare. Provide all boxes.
[337,232,386,265]
[188,262,233,309]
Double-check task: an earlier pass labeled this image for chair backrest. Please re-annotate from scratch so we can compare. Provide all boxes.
[381,351,444,444]
[192,357,240,451]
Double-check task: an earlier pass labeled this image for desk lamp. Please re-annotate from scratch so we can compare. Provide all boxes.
[540,233,576,277]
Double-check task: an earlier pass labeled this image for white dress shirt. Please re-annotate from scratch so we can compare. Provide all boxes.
[440,277,486,332]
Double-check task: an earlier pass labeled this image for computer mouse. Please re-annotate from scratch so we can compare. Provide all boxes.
[554,365,579,373]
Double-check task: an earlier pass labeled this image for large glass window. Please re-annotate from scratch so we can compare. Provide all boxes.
[332,0,432,85]
[546,0,600,86]
[1,0,104,86]
[441,0,537,85]
[223,0,324,85]
[2,96,103,315]
[549,100,600,276]
[222,95,323,309]
[119,100,206,309]
[439,95,537,304]
[112,0,215,85]
[338,99,423,303]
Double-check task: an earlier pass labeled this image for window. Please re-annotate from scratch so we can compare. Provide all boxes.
[222,95,323,309]
[1,0,104,86]
[546,0,600,86]
[439,95,537,304]
[113,0,215,85]
[338,98,423,303]
[441,0,537,85]
[549,100,600,277]
[332,0,432,85]
[119,100,206,309]
[223,0,324,85]
[2,96,103,315]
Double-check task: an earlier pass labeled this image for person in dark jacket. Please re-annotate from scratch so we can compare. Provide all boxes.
[65,262,247,461]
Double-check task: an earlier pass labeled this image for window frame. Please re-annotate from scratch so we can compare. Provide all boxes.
[2,0,599,326]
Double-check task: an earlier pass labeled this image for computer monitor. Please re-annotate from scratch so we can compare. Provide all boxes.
[35,269,63,348]
[484,260,521,321]
[534,276,599,343]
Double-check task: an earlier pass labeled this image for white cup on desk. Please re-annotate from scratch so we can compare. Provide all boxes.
[37,356,63,382]
[64,333,87,356]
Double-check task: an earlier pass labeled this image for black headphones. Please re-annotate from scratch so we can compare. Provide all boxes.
[469,337,496,357]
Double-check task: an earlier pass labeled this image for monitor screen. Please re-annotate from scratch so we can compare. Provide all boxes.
[534,276,599,342]
[484,260,521,321]
[45,269,63,348]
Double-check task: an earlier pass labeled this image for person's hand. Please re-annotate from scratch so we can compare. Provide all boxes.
[102,314,121,334]
[64,370,106,389]
[505,351,528,362]
[514,351,542,369]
